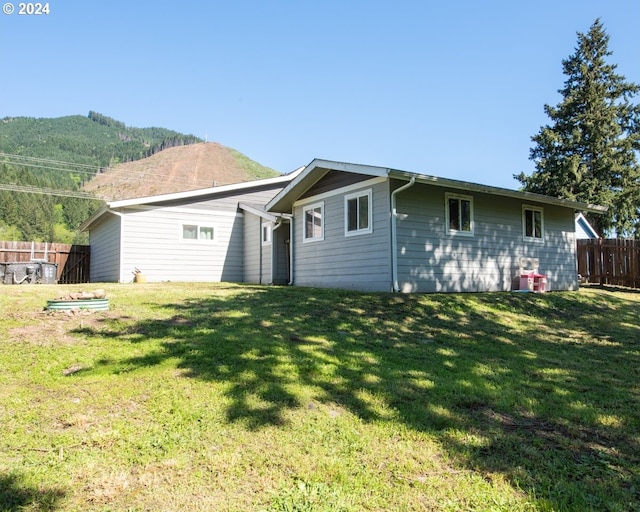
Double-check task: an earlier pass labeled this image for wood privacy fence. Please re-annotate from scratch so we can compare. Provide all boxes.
[0,241,90,284]
[577,239,640,289]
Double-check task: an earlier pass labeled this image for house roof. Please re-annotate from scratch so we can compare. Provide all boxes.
[238,203,282,222]
[81,168,304,231]
[575,212,600,239]
[108,172,296,209]
[266,158,609,214]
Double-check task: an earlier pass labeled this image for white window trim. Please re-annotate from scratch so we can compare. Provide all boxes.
[180,222,216,242]
[344,189,373,237]
[522,205,545,243]
[445,193,474,236]
[262,222,272,246]
[302,202,324,243]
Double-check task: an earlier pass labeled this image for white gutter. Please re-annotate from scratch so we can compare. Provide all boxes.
[390,177,415,292]
[389,170,607,214]
[258,218,264,284]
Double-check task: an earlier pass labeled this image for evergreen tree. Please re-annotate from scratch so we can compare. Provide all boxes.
[515,19,640,237]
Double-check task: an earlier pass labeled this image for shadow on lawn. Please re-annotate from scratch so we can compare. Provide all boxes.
[0,474,65,511]
[79,286,640,510]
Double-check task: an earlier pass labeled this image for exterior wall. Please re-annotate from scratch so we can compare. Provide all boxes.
[546,207,579,290]
[89,212,121,282]
[394,182,579,292]
[117,205,243,283]
[242,212,272,284]
[292,176,392,292]
[88,181,288,284]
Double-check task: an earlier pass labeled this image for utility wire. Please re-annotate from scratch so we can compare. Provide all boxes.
[0,183,100,200]
[0,151,222,188]
[0,152,101,170]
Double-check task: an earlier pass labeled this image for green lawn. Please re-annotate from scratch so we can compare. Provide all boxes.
[1,283,638,511]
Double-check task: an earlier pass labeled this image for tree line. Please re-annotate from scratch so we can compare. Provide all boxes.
[0,113,202,243]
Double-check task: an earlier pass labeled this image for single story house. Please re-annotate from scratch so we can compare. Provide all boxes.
[82,159,605,292]
[80,171,301,284]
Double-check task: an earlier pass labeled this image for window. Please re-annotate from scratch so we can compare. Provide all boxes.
[262,223,272,245]
[345,189,372,236]
[199,226,214,240]
[303,202,324,242]
[446,194,473,235]
[181,223,215,241]
[182,224,198,240]
[523,206,544,241]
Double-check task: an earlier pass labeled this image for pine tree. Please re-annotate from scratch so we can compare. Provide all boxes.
[515,19,640,237]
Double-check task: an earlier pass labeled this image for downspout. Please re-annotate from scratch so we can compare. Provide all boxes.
[258,219,263,284]
[390,177,416,292]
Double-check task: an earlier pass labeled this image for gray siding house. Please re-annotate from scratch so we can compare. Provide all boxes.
[265,160,605,293]
[82,158,604,292]
[81,174,297,283]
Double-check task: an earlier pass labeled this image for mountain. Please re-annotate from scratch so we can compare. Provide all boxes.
[0,112,280,243]
[1,112,203,166]
[83,142,280,200]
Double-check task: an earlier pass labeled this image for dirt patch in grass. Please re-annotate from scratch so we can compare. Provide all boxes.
[5,309,118,346]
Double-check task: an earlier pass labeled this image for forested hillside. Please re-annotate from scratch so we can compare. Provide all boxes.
[2,112,202,166]
[0,113,277,244]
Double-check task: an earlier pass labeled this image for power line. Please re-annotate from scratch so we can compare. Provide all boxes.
[0,153,102,179]
[0,183,101,200]
[0,151,222,188]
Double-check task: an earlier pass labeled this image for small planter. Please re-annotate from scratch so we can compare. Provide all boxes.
[46,298,109,311]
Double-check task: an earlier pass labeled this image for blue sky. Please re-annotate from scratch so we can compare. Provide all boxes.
[1,0,638,189]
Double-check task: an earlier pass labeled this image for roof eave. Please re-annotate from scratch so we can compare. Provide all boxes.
[107,173,294,209]
[79,203,109,231]
[266,158,389,212]
[389,170,607,214]
[238,203,280,222]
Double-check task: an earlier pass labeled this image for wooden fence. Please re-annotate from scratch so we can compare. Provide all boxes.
[0,241,90,284]
[577,239,640,289]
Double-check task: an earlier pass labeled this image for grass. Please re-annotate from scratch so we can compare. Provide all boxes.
[0,282,639,511]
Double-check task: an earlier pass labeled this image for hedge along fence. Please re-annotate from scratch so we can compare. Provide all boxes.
[0,241,90,284]
[577,239,640,289]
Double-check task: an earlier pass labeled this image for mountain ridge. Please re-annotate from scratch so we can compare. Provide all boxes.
[0,112,280,242]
